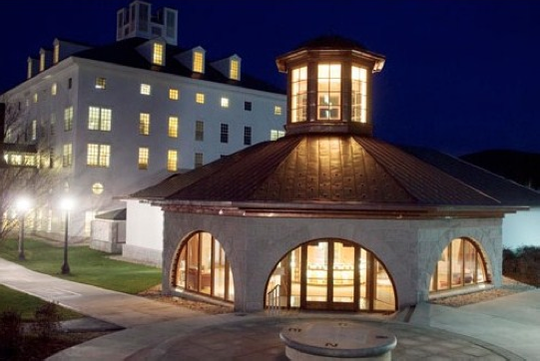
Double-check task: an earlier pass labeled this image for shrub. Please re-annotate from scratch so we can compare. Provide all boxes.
[31,302,60,340]
[0,309,23,358]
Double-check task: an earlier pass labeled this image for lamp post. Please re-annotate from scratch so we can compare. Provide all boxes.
[60,198,73,275]
[16,197,31,261]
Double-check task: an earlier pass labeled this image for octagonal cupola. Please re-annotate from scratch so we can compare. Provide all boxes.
[276,35,385,136]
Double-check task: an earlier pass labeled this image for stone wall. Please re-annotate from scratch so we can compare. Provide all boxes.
[162,212,503,312]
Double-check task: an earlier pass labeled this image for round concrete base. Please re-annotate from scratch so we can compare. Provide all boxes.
[280,321,396,360]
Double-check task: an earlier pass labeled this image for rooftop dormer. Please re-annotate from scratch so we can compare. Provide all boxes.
[276,35,385,136]
[116,0,178,46]
[136,38,166,66]
[211,54,242,81]
[175,46,206,75]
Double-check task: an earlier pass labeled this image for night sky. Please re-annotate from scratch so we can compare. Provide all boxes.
[1,0,539,156]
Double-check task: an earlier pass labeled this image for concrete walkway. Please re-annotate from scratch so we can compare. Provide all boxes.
[1,257,538,360]
[410,290,540,361]
[0,258,201,328]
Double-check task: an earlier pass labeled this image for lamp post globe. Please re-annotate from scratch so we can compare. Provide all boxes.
[60,197,73,275]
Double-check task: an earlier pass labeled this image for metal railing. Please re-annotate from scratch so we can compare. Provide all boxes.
[267,284,281,315]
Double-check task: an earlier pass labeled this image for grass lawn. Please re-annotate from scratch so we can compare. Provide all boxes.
[0,284,82,321]
[0,238,162,294]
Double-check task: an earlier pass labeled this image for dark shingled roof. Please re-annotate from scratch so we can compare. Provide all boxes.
[400,146,540,207]
[72,37,284,94]
[95,208,126,221]
[132,134,536,208]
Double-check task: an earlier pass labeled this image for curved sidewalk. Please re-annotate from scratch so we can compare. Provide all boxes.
[0,257,535,360]
[0,257,201,328]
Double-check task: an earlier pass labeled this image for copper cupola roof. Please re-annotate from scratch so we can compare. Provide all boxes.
[131,36,540,219]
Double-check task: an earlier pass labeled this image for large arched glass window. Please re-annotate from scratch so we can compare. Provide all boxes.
[430,238,489,292]
[172,231,234,302]
[266,239,396,312]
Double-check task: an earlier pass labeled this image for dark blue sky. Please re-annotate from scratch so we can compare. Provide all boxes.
[1,0,539,156]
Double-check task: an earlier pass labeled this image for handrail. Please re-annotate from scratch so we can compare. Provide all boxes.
[266,284,281,315]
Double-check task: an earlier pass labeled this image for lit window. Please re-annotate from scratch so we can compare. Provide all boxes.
[195,120,204,141]
[62,143,72,167]
[168,116,178,138]
[39,53,45,72]
[220,97,229,108]
[33,93,38,103]
[138,147,149,170]
[317,63,341,120]
[95,77,107,90]
[139,113,150,135]
[291,66,307,122]
[230,59,239,80]
[193,51,204,73]
[270,129,285,141]
[64,106,73,131]
[244,101,252,111]
[51,83,57,96]
[430,238,488,292]
[50,113,56,135]
[352,66,368,123]
[140,83,151,95]
[92,183,104,195]
[169,88,179,100]
[87,143,110,167]
[53,43,59,64]
[196,93,205,104]
[220,123,228,143]
[244,126,252,146]
[194,152,203,168]
[274,106,282,115]
[88,106,112,131]
[167,150,177,172]
[172,231,234,301]
[152,43,164,65]
[27,61,32,79]
[31,120,37,141]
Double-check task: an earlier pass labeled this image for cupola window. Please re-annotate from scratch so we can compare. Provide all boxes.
[352,66,368,123]
[317,63,341,121]
[291,66,308,123]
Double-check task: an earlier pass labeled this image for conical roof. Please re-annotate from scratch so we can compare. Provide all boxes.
[131,133,528,215]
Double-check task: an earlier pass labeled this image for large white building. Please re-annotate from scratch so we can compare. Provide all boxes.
[1,0,286,240]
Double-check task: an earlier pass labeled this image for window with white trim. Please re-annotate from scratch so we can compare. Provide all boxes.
[87,143,110,167]
[138,147,149,170]
[140,83,151,95]
[139,113,150,135]
[88,106,112,131]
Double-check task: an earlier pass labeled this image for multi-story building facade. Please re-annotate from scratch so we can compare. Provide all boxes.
[1,0,286,239]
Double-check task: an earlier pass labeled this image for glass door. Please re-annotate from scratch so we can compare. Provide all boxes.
[303,240,357,311]
[332,241,356,311]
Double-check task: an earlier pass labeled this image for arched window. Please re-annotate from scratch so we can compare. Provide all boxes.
[172,231,234,302]
[266,239,396,312]
[430,238,489,292]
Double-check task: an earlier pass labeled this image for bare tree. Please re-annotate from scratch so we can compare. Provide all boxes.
[1,96,62,242]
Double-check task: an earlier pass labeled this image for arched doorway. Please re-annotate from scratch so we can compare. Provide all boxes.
[266,239,396,312]
[430,237,490,293]
[171,231,234,302]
